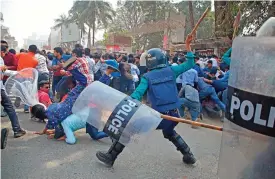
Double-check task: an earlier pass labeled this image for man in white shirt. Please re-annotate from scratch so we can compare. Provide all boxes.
[210,55,218,67]
[84,48,95,81]
[35,51,50,85]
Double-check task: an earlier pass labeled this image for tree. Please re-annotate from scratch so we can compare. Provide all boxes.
[176,1,214,39]
[72,1,115,48]
[68,1,87,39]
[53,14,69,30]
[239,1,275,36]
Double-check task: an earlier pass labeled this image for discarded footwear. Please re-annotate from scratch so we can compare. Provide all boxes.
[1,128,9,149]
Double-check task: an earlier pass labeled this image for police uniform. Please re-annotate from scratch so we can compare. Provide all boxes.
[96,48,196,167]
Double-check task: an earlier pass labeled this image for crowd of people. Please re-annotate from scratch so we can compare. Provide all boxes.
[0,37,230,162]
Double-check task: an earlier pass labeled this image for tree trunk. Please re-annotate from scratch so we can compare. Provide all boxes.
[92,9,96,47]
[214,1,234,39]
[92,22,95,46]
[188,1,195,29]
[87,27,91,49]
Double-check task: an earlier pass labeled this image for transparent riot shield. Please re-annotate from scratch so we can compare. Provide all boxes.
[5,68,39,106]
[218,37,275,179]
[72,81,162,146]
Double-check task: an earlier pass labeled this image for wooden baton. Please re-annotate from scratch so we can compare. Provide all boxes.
[161,114,223,132]
[190,6,211,36]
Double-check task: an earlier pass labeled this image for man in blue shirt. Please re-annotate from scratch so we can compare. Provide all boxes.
[193,56,204,77]
[178,69,201,127]
[198,77,225,120]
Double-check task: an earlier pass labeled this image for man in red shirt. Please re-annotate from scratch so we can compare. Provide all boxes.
[38,82,52,108]
[1,40,18,82]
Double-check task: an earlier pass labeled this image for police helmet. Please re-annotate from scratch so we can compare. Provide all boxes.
[143,48,167,70]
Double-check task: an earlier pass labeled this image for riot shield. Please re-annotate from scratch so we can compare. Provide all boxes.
[72,81,162,146]
[218,37,275,179]
[5,68,39,106]
[256,17,275,37]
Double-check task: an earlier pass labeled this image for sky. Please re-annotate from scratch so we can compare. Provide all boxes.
[0,0,117,48]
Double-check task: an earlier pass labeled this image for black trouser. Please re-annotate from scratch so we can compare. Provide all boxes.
[1,89,22,132]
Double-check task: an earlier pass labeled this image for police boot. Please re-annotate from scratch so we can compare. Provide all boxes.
[165,132,196,164]
[96,141,125,167]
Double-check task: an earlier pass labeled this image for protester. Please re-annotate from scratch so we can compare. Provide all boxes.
[203,60,213,73]
[171,56,178,66]
[94,54,108,81]
[0,56,26,138]
[0,41,18,83]
[96,34,196,167]
[193,56,204,77]
[197,77,225,121]
[8,49,16,55]
[51,47,64,96]
[16,45,38,71]
[33,47,92,134]
[84,48,95,81]
[178,68,201,128]
[35,50,50,85]
[210,54,218,67]
[119,56,133,94]
[48,60,120,144]
[128,57,140,92]
[37,82,52,108]
[15,45,38,112]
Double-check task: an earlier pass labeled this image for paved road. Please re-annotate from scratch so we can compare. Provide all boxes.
[1,110,222,179]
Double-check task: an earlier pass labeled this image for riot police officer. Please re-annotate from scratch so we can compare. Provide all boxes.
[96,34,197,167]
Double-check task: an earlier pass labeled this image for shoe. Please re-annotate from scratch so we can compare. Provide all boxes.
[24,109,29,113]
[96,141,125,167]
[1,128,9,149]
[96,151,115,167]
[14,130,26,138]
[166,132,196,165]
[183,153,196,164]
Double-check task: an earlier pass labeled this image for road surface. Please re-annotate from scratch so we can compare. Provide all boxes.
[1,110,222,179]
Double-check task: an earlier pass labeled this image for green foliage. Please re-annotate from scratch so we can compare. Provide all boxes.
[55,0,274,50]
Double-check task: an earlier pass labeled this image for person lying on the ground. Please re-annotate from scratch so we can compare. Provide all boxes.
[47,108,108,144]
[45,60,120,144]
[44,60,120,142]
[32,47,92,133]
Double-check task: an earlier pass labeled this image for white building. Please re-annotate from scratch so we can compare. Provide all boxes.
[48,23,81,50]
